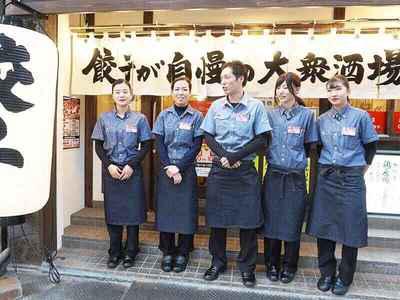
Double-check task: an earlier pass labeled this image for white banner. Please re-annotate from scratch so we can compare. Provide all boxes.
[72,34,400,99]
[0,25,58,217]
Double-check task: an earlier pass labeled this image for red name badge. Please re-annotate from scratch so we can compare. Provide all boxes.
[288,126,301,134]
[342,127,356,136]
[126,124,137,133]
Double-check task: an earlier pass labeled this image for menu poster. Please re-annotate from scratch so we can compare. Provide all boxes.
[365,154,400,214]
[63,97,80,149]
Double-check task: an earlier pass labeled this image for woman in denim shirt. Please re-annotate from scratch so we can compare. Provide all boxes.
[153,77,203,273]
[262,72,318,284]
[307,75,379,296]
[92,79,152,269]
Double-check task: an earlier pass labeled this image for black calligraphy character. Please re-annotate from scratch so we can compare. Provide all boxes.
[333,54,364,84]
[368,49,400,85]
[118,55,135,82]
[82,47,117,84]
[167,52,192,83]
[0,33,35,168]
[136,60,165,82]
[258,51,288,84]
[297,52,330,83]
[195,50,225,84]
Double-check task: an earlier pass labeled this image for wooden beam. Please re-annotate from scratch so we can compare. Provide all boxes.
[39,14,58,254]
[5,0,400,15]
[84,96,97,208]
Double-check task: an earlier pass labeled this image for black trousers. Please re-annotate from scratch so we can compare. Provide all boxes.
[209,227,257,273]
[264,238,300,273]
[107,224,139,258]
[159,232,194,256]
[317,238,358,286]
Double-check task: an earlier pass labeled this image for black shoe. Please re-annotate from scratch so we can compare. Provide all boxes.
[266,265,279,282]
[122,255,135,268]
[107,256,121,269]
[173,255,188,273]
[317,275,336,292]
[241,272,256,288]
[203,265,226,281]
[161,255,174,272]
[332,278,350,296]
[280,269,296,284]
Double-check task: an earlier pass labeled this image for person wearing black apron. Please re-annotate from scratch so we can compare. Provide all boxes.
[200,61,272,287]
[91,79,152,269]
[262,72,318,284]
[153,77,203,273]
[307,75,378,296]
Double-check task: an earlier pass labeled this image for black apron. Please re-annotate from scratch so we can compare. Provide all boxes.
[103,164,146,225]
[262,164,307,242]
[306,164,367,248]
[155,165,198,234]
[206,161,263,229]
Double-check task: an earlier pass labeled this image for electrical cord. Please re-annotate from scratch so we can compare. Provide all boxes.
[19,223,61,284]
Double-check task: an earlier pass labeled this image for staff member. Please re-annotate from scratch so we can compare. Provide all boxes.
[263,72,318,284]
[307,74,378,296]
[92,79,152,269]
[153,77,203,273]
[201,60,271,287]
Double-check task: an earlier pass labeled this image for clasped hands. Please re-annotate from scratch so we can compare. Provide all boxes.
[164,165,182,184]
[108,164,134,180]
[220,157,241,169]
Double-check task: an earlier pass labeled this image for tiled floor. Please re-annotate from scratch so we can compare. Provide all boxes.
[50,246,400,300]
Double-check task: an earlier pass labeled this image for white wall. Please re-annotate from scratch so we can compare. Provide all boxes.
[57,14,85,248]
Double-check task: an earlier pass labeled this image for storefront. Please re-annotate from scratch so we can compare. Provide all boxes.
[2,2,400,252]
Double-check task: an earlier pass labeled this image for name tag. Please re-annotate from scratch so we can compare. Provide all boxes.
[179,122,192,130]
[288,126,301,134]
[342,127,356,136]
[126,124,137,133]
[236,112,249,122]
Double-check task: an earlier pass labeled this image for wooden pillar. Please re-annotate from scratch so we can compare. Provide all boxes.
[39,14,58,253]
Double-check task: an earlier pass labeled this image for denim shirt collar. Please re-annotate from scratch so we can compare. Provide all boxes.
[223,92,249,109]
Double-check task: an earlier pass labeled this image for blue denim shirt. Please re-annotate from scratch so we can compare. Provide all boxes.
[152,105,203,161]
[318,105,379,167]
[267,105,318,170]
[200,93,272,161]
[91,110,152,164]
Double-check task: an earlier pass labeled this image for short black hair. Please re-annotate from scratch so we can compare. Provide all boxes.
[221,60,248,87]
[171,76,192,92]
[111,79,132,93]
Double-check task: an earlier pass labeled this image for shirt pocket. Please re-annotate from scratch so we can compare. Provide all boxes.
[103,127,117,151]
[234,112,252,138]
[343,135,359,150]
[176,121,194,144]
[123,131,138,149]
[214,111,231,137]
[287,130,304,150]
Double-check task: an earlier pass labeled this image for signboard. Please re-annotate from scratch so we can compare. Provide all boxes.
[365,153,400,215]
[0,25,58,217]
[72,34,400,99]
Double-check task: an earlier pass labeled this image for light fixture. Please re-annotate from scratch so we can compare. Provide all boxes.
[308,28,314,40]
[330,27,337,36]
[285,28,292,37]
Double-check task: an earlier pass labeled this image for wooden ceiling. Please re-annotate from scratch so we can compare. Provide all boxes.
[5,0,400,15]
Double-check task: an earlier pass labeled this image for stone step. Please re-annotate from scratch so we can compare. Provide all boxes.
[70,207,400,249]
[62,224,400,276]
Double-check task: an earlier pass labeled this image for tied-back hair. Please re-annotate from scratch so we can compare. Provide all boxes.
[326,74,351,103]
[171,76,192,92]
[111,78,132,93]
[274,72,305,107]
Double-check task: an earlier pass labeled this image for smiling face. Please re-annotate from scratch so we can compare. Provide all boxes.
[172,79,190,107]
[221,66,244,97]
[327,81,349,109]
[276,81,298,108]
[112,82,132,108]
